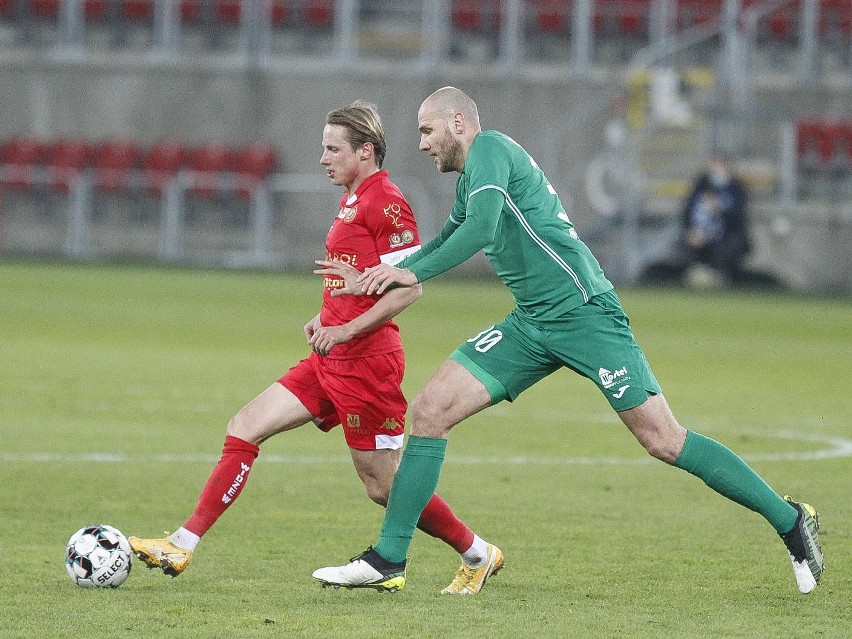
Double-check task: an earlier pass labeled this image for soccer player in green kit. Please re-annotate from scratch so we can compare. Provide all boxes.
[312,87,823,595]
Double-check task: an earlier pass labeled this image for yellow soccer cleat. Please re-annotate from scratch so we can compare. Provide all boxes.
[441,543,504,595]
[128,534,193,577]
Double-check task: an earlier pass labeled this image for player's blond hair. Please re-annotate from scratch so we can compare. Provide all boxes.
[326,100,387,168]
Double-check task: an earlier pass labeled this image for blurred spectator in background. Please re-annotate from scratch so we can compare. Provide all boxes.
[679,152,751,287]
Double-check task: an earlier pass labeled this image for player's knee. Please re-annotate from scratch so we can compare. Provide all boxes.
[642,437,679,463]
[362,479,390,506]
[226,411,260,444]
[638,425,685,463]
[409,392,448,438]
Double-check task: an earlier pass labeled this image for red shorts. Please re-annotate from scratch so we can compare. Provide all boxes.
[277,350,407,450]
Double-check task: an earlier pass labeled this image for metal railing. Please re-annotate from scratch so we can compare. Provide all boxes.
[0,164,439,267]
[4,0,845,79]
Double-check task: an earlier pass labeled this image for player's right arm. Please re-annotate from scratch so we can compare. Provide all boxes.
[395,215,459,270]
[356,188,503,294]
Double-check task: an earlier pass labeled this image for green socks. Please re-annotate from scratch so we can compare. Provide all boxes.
[375,436,447,563]
[373,430,799,565]
[674,430,798,534]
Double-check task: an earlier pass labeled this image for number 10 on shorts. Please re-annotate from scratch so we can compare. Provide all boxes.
[467,327,503,353]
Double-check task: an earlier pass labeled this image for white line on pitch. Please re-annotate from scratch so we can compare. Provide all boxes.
[3,431,851,465]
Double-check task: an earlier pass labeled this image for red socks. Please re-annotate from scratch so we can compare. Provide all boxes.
[183,435,260,537]
[416,494,475,554]
[182,435,473,554]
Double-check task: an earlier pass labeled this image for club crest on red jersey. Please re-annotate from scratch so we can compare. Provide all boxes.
[339,205,358,223]
[383,202,405,227]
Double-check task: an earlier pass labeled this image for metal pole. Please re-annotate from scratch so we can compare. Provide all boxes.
[649,0,673,46]
[797,0,819,85]
[420,0,450,71]
[153,0,179,59]
[57,0,84,56]
[499,0,523,72]
[158,175,186,262]
[571,0,593,77]
[64,174,91,259]
[250,186,273,266]
[334,0,359,68]
[779,120,797,210]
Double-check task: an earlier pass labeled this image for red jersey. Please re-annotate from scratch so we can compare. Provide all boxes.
[320,170,421,360]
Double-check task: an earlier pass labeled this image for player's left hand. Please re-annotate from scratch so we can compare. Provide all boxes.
[356,263,418,295]
[314,260,365,297]
[308,323,355,356]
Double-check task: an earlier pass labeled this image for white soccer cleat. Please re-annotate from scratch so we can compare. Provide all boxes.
[312,547,406,592]
[779,497,824,594]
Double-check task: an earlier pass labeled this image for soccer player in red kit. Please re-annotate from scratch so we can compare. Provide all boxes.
[128,101,502,594]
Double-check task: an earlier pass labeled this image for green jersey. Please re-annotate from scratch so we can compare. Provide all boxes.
[400,130,612,324]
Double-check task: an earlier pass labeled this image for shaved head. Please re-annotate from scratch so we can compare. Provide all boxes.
[421,86,480,129]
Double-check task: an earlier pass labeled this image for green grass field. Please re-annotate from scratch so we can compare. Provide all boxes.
[1,261,849,639]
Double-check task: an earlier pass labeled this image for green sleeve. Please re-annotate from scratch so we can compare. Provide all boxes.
[397,216,458,270]
[407,188,504,282]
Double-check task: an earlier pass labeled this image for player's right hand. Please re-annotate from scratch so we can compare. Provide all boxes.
[314,260,366,297]
[304,313,321,342]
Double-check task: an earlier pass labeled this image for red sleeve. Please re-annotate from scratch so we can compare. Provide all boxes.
[366,188,421,260]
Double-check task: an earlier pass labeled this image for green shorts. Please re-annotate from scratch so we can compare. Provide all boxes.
[450,289,661,412]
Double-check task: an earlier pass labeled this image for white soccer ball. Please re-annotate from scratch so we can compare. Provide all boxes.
[65,524,132,588]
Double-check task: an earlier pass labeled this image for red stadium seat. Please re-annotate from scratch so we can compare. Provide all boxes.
[270,0,292,25]
[451,0,501,31]
[795,117,852,172]
[188,141,232,198]
[617,0,650,36]
[304,0,333,28]
[0,136,46,191]
[765,1,798,40]
[93,138,141,194]
[215,0,241,24]
[142,139,187,196]
[233,142,277,199]
[817,120,852,170]
[530,0,570,34]
[452,4,482,31]
[593,0,649,36]
[28,0,59,19]
[820,0,852,38]
[796,118,824,169]
[121,0,154,21]
[838,120,852,169]
[180,0,202,23]
[84,0,108,21]
[46,138,93,193]
[676,0,722,30]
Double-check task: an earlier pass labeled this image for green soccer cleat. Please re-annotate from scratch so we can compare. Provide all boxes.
[312,547,406,593]
[779,496,824,594]
[441,543,504,595]
[128,534,193,577]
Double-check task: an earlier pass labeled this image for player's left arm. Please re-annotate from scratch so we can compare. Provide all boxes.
[307,283,422,356]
